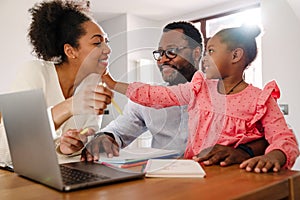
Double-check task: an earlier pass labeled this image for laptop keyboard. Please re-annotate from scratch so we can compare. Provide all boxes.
[60,165,110,185]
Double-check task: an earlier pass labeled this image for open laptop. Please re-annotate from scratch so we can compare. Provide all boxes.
[0,89,144,191]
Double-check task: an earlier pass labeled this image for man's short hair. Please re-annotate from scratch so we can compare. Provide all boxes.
[163,21,203,52]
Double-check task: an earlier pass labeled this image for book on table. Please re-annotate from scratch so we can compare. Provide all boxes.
[98,147,180,168]
[144,159,206,178]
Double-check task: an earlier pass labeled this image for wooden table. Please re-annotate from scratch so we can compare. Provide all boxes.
[0,164,299,200]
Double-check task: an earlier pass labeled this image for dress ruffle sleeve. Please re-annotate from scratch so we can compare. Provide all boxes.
[190,71,205,94]
[247,81,279,128]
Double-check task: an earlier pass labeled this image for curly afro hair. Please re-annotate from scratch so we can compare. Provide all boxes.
[28,0,91,63]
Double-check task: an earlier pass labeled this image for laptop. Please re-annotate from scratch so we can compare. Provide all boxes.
[0,89,144,191]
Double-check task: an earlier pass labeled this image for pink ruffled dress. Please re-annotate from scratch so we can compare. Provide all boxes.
[126,71,299,169]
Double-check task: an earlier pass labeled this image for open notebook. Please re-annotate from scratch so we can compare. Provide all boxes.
[144,159,206,178]
[0,89,144,191]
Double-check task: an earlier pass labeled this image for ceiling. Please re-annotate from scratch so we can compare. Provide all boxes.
[89,0,300,22]
[89,0,240,22]
[287,0,300,20]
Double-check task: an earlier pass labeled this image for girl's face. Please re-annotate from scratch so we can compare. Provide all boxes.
[203,35,232,79]
[75,20,111,79]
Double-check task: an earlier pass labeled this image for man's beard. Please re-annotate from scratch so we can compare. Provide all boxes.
[161,62,197,86]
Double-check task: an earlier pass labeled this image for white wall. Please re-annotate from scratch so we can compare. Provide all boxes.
[0,0,38,93]
[99,14,161,127]
[98,14,161,148]
[100,14,129,127]
[127,14,162,84]
[261,0,300,169]
[261,0,300,133]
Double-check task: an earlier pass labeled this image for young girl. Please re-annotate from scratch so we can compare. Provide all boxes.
[103,25,299,173]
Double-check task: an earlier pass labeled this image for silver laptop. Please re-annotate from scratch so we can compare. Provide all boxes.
[0,89,144,191]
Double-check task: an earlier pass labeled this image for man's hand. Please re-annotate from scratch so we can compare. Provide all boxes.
[60,128,95,155]
[192,144,251,166]
[239,150,286,173]
[81,133,120,162]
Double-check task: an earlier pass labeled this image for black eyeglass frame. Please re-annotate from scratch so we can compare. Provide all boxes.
[152,46,189,61]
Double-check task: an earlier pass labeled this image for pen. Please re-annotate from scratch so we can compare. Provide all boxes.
[111,98,123,115]
[80,128,89,135]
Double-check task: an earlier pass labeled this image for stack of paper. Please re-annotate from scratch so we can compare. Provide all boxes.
[144,159,206,178]
[98,148,180,168]
[0,123,13,171]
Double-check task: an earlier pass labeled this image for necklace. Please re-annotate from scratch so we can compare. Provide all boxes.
[226,79,244,95]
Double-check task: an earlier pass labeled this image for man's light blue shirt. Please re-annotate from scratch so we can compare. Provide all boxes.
[101,100,188,155]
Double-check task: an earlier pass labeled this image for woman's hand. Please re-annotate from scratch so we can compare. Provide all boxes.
[71,74,113,115]
[72,84,112,115]
[51,74,113,130]
[59,128,95,155]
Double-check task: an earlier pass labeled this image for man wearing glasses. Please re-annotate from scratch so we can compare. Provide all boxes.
[82,21,268,166]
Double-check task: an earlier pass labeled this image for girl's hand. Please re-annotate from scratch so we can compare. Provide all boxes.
[239,150,286,173]
[101,70,116,89]
[101,70,129,95]
[59,128,95,155]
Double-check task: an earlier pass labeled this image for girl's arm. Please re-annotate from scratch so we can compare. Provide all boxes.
[102,72,191,108]
[240,96,299,173]
[262,97,299,169]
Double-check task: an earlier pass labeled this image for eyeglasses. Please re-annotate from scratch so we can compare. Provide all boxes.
[152,47,189,61]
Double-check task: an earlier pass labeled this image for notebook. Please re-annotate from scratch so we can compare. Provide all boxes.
[0,89,144,191]
[99,147,180,164]
[98,147,180,168]
[144,159,206,178]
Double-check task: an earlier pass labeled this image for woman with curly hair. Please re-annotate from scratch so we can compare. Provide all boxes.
[11,0,113,156]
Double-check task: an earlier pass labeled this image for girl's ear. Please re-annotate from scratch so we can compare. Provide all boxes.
[64,44,78,59]
[232,48,244,63]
